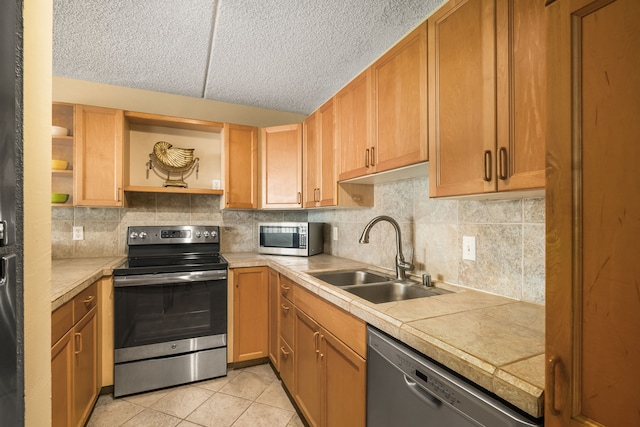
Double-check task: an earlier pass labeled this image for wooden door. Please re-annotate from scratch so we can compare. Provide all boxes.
[232,267,269,362]
[428,0,497,197]
[224,123,258,209]
[495,0,546,191]
[303,111,321,207]
[372,21,428,173]
[75,105,124,206]
[261,124,303,208]
[52,331,73,427]
[267,268,280,370]
[73,308,98,427]
[545,0,640,425]
[318,99,337,206]
[293,308,322,427]
[335,70,372,181]
[321,328,366,427]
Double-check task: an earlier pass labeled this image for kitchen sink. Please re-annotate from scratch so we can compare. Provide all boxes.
[344,281,451,304]
[309,269,393,287]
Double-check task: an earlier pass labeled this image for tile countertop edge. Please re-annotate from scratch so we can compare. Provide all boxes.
[51,256,127,311]
[224,252,545,418]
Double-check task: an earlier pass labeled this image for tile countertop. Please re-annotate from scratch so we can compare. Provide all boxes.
[223,253,545,419]
[51,256,126,311]
[51,252,544,418]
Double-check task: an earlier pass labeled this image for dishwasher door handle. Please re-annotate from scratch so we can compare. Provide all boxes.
[403,375,442,409]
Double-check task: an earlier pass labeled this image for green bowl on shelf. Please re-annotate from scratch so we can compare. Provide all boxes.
[51,193,69,204]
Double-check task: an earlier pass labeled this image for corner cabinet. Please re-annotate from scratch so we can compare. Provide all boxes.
[428,0,545,197]
[545,0,640,426]
[224,123,258,209]
[75,105,125,206]
[261,124,303,209]
[52,282,99,427]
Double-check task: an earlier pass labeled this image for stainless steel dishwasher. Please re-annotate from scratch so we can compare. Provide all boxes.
[367,326,543,427]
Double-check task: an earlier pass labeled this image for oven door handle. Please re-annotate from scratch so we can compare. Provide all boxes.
[113,270,227,287]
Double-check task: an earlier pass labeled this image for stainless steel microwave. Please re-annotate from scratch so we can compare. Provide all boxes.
[258,222,324,256]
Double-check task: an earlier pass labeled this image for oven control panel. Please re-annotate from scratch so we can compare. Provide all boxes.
[128,225,219,245]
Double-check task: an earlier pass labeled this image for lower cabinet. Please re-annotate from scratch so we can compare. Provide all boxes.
[271,274,367,427]
[231,267,269,362]
[51,282,99,427]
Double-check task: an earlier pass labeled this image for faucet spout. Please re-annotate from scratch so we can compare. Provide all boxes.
[359,215,414,280]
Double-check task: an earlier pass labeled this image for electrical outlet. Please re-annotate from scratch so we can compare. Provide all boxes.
[462,235,476,261]
[332,226,339,241]
[73,226,84,241]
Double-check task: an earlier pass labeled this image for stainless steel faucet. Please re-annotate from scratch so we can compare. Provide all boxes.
[359,215,414,281]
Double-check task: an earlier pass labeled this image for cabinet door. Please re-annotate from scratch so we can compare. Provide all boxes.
[428,0,497,197]
[372,21,428,173]
[75,105,124,206]
[318,99,337,206]
[224,123,258,209]
[52,331,73,427]
[261,124,303,208]
[495,0,545,191]
[321,328,366,427]
[293,308,322,427]
[336,70,372,181]
[73,308,98,427]
[303,111,321,207]
[232,267,269,362]
[267,268,280,370]
[545,0,640,426]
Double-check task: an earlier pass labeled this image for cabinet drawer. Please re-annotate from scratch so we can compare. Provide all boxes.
[280,275,294,298]
[279,338,294,390]
[74,282,98,323]
[280,296,294,346]
[52,301,73,344]
[294,284,366,358]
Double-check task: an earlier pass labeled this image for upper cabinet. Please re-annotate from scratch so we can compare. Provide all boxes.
[371,21,428,174]
[336,70,372,181]
[224,123,258,209]
[74,105,125,206]
[428,0,545,197]
[545,0,640,425]
[303,99,338,208]
[261,124,303,209]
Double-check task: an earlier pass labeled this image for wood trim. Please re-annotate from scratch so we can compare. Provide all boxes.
[124,111,223,132]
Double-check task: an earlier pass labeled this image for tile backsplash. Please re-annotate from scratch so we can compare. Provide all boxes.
[52,176,545,304]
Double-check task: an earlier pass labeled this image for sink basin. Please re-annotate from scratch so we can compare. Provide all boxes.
[344,281,451,304]
[309,269,393,286]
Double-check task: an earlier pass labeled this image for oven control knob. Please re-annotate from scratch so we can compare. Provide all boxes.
[129,232,138,240]
[203,231,210,238]
[210,230,217,239]
[139,232,147,239]
[195,231,202,238]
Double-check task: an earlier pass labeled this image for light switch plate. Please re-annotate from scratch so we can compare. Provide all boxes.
[332,226,339,241]
[462,236,476,261]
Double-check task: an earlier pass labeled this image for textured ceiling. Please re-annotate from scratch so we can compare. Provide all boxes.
[53,0,443,115]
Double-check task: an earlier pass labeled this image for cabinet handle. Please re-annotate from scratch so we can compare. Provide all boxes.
[547,356,561,415]
[365,149,370,168]
[314,331,320,353]
[316,188,321,202]
[297,192,302,205]
[370,146,376,166]
[83,295,95,305]
[483,150,493,182]
[498,147,508,180]
[280,346,290,357]
[74,332,82,355]
[280,303,290,312]
[281,284,290,293]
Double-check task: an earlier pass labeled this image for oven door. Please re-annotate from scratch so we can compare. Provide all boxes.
[113,269,227,361]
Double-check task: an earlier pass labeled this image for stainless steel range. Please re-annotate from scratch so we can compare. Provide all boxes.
[112,225,228,397]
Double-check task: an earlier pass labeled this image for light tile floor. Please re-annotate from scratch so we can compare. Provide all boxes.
[87,363,305,427]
